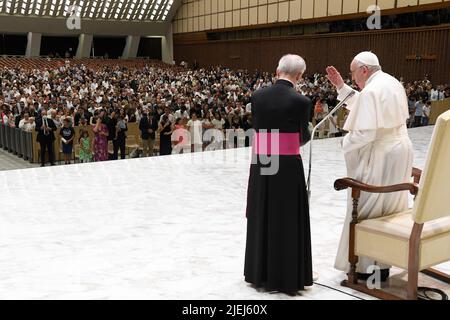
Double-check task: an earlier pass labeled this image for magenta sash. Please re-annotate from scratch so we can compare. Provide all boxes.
[252,132,300,155]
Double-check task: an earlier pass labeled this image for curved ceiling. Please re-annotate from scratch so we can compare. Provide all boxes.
[0,0,175,22]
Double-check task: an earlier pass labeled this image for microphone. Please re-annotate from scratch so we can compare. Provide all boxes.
[306,90,356,199]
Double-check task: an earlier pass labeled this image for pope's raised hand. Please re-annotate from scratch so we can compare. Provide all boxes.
[326,66,344,90]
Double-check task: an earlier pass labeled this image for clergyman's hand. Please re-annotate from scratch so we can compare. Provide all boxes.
[326,66,344,90]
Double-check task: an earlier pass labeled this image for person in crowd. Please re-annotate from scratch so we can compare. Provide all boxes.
[78,117,88,131]
[51,110,62,128]
[8,113,16,128]
[78,129,93,163]
[422,100,431,126]
[202,113,215,131]
[159,107,174,125]
[107,110,118,158]
[139,112,152,157]
[174,105,189,120]
[327,113,340,138]
[172,117,189,154]
[147,110,158,157]
[18,113,34,132]
[0,57,446,166]
[35,109,57,167]
[314,98,328,138]
[187,111,203,153]
[158,115,173,156]
[414,99,425,127]
[92,112,109,162]
[115,112,128,160]
[212,112,225,131]
[60,118,75,165]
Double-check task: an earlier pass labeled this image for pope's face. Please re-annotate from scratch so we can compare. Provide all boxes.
[350,60,369,90]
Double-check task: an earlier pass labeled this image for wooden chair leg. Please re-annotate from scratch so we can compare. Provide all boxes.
[348,189,360,285]
[407,223,423,300]
[407,267,419,300]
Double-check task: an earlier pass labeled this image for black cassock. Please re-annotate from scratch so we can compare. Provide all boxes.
[244,79,313,293]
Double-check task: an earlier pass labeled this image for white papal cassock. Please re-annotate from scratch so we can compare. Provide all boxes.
[334,70,414,273]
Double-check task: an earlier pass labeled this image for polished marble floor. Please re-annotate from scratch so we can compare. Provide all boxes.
[0,126,448,299]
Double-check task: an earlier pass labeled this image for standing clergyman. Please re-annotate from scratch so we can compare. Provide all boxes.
[245,54,313,295]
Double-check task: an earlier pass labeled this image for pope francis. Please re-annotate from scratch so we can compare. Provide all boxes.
[326,52,414,281]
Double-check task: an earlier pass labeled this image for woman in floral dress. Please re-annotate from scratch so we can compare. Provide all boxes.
[92,114,109,162]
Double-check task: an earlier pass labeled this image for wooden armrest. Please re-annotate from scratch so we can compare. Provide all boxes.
[412,167,422,184]
[334,178,419,196]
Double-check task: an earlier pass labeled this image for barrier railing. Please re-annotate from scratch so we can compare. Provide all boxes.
[0,124,5,149]
[0,125,34,163]
[5,124,11,151]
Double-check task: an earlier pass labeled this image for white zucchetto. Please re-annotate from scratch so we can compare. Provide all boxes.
[354,51,380,67]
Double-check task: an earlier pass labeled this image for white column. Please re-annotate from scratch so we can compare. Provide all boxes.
[76,34,93,59]
[25,32,42,58]
[122,35,141,59]
[162,24,174,64]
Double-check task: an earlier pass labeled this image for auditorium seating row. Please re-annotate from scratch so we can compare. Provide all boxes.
[0,57,171,71]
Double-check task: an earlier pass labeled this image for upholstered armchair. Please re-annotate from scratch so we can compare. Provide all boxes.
[334,110,450,300]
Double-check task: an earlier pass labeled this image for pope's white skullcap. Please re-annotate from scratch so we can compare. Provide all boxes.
[354,51,380,67]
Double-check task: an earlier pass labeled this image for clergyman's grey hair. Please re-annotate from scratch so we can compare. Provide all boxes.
[277,54,306,76]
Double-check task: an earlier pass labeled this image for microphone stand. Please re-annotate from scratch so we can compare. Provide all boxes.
[306,90,355,200]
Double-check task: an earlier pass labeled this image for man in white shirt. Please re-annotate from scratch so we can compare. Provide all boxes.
[174,106,189,120]
[19,113,35,132]
[430,87,439,101]
[95,94,103,104]
[91,81,98,91]
[245,102,252,114]
[414,99,425,127]
[66,98,74,109]
[437,87,445,100]
[422,101,431,126]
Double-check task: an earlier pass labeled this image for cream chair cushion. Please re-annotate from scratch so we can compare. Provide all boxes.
[355,210,450,270]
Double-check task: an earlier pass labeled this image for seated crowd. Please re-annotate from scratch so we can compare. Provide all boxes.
[0,58,448,164]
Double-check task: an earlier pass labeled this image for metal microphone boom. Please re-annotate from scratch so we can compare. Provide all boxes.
[306,90,356,199]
